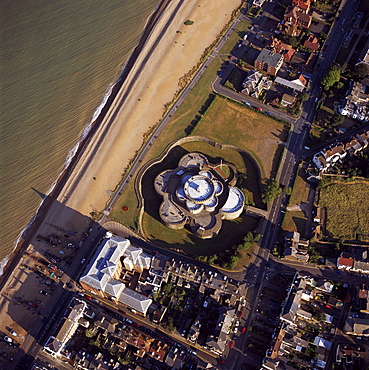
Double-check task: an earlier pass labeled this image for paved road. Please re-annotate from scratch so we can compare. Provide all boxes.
[213,0,363,367]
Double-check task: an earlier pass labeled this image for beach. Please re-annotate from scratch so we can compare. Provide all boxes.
[0,0,241,359]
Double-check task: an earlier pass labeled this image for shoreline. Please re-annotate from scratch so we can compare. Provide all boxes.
[0,0,170,289]
[0,1,243,357]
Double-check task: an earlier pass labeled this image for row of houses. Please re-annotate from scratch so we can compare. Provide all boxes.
[312,129,369,172]
[337,250,369,275]
[77,235,247,358]
[278,0,312,37]
[262,275,339,369]
[338,78,369,122]
[241,48,307,104]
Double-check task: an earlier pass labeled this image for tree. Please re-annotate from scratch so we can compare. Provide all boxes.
[243,231,254,243]
[352,63,369,80]
[285,186,293,195]
[321,65,341,90]
[334,81,344,90]
[331,114,344,127]
[319,32,328,41]
[262,179,282,203]
[299,91,309,102]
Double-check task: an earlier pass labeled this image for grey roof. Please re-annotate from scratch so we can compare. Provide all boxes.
[80,236,130,292]
[256,48,283,68]
[206,307,234,352]
[118,288,152,315]
[105,279,125,298]
[123,244,152,270]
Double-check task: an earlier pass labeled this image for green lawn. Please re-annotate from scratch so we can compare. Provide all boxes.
[282,210,307,236]
[219,20,251,55]
[194,96,289,178]
[306,126,329,148]
[318,181,369,239]
[289,167,310,206]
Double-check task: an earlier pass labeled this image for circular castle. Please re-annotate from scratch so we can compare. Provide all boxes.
[154,153,245,239]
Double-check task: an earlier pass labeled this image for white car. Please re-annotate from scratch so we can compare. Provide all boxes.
[4,336,12,343]
[8,330,17,336]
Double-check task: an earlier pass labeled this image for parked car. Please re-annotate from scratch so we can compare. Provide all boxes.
[39,290,48,295]
[81,258,86,264]
[8,329,17,336]
[256,107,262,111]
[4,336,12,343]
[241,327,246,334]
[27,301,38,308]
[229,341,234,348]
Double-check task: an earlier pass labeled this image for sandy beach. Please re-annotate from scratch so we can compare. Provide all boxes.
[0,0,241,359]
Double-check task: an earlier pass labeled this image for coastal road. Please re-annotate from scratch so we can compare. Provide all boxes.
[101,4,251,222]
[11,227,107,370]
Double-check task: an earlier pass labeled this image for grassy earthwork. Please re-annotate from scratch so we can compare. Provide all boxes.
[109,19,289,257]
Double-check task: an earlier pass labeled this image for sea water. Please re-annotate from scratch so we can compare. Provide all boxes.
[0,0,160,267]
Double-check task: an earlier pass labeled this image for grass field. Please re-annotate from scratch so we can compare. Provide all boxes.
[289,167,310,206]
[194,96,289,177]
[282,210,306,236]
[318,181,369,239]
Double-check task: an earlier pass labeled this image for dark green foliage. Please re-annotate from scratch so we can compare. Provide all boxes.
[352,63,369,80]
[319,32,328,41]
[299,91,309,102]
[321,65,341,90]
[262,178,282,203]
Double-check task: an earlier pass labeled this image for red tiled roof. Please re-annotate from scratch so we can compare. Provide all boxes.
[304,35,320,51]
[292,0,310,11]
[298,74,307,85]
[284,49,295,61]
[338,257,354,267]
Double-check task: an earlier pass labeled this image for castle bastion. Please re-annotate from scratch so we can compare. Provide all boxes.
[154,153,245,239]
